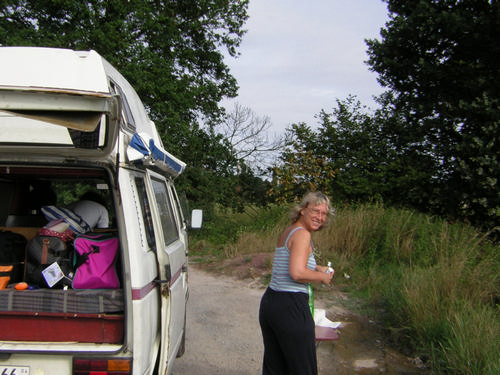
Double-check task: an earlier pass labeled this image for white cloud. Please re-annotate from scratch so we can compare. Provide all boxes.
[223,0,389,132]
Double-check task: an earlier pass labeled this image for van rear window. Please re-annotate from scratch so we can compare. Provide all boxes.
[0,165,113,228]
[0,111,107,149]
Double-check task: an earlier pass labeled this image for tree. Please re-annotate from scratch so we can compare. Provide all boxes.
[366,0,500,228]
[0,0,248,133]
[0,0,251,209]
[317,97,386,202]
[271,94,448,209]
[269,122,337,203]
[215,103,286,173]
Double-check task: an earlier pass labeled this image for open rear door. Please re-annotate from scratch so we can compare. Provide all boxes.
[146,171,187,374]
[0,48,120,161]
[0,87,120,160]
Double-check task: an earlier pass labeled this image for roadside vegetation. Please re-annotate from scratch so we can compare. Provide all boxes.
[190,203,500,375]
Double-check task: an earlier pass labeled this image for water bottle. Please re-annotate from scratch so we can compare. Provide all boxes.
[308,283,314,317]
[327,261,333,274]
[322,262,334,288]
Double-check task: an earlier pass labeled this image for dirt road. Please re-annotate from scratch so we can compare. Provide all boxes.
[172,266,263,374]
[172,266,429,375]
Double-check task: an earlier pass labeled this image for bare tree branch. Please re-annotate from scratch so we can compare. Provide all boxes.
[217,103,286,171]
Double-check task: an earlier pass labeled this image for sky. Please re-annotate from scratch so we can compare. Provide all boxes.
[223,0,390,134]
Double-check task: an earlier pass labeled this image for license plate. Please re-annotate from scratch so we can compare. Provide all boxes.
[0,366,30,375]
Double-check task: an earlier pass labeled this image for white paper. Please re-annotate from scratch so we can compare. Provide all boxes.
[42,262,64,288]
[314,308,341,329]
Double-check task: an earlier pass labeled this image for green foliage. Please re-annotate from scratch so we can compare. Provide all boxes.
[319,204,500,374]
[0,0,248,128]
[443,302,500,375]
[269,127,337,203]
[190,203,288,257]
[53,182,88,206]
[0,0,256,212]
[365,0,500,229]
[278,84,499,231]
[274,96,441,212]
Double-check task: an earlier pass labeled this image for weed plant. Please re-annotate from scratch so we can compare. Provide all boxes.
[190,202,500,374]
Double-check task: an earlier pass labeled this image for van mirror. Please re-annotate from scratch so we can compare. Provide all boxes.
[191,209,203,228]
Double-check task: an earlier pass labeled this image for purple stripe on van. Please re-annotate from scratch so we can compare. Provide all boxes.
[131,264,185,300]
[131,281,156,300]
[169,267,183,287]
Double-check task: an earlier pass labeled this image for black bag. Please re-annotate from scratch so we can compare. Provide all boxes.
[25,235,74,288]
[0,231,27,288]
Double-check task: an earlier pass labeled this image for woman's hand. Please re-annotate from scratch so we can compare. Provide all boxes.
[316,265,334,284]
[321,269,334,285]
[315,265,330,273]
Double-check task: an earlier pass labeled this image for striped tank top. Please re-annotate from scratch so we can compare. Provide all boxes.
[269,227,317,294]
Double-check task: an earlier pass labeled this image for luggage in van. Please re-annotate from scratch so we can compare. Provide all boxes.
[25,224,75,288]
[72,233,119,289]
[41,205,91,235]
[0,230,27,288]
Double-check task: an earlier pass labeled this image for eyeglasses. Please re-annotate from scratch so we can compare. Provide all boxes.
[307,206,329,219]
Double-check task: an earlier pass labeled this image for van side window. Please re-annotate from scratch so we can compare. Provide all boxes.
[151,178,179,246]
[135,177,155,248]
[169,185,186,230]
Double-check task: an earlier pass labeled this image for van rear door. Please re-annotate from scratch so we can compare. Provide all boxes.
[0,48,120,162]
[0,87,120,161]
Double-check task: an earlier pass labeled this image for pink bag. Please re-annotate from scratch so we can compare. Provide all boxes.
[72,233,119,289]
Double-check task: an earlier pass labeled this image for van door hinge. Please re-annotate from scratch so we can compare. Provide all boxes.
[161,284,170,297]
[153,264,171,284]
[154,264,172,297]
[154,279,170,297]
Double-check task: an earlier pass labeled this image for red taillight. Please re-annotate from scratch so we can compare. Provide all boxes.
[73,358,132,375]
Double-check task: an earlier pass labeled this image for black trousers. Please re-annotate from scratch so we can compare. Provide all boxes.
[259,288,317,375]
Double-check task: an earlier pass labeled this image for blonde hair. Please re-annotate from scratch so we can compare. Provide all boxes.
[289,191,333,225]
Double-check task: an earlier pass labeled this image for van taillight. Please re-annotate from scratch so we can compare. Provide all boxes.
[73,358,132,375]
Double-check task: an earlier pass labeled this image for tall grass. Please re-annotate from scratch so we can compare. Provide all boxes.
[317,204,499,374]
[190,202,500,374]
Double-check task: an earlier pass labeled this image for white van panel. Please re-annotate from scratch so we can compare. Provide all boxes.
[0,47,108,93]
[0,114,73,143]
[131,294,161,374]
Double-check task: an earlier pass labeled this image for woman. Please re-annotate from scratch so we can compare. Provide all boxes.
[259,191,334,375]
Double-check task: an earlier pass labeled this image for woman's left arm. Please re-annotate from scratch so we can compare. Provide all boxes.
[288,229,333,285]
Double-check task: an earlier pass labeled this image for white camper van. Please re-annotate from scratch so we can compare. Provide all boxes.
[0,47,198,375]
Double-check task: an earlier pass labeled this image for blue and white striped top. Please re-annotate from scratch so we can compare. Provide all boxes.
[269,227,317,294]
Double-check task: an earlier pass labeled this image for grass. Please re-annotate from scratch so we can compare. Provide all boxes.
[189,202,500,374]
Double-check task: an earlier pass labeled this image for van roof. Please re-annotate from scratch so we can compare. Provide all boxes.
[0,47,185,177]
[0,47,109,93]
